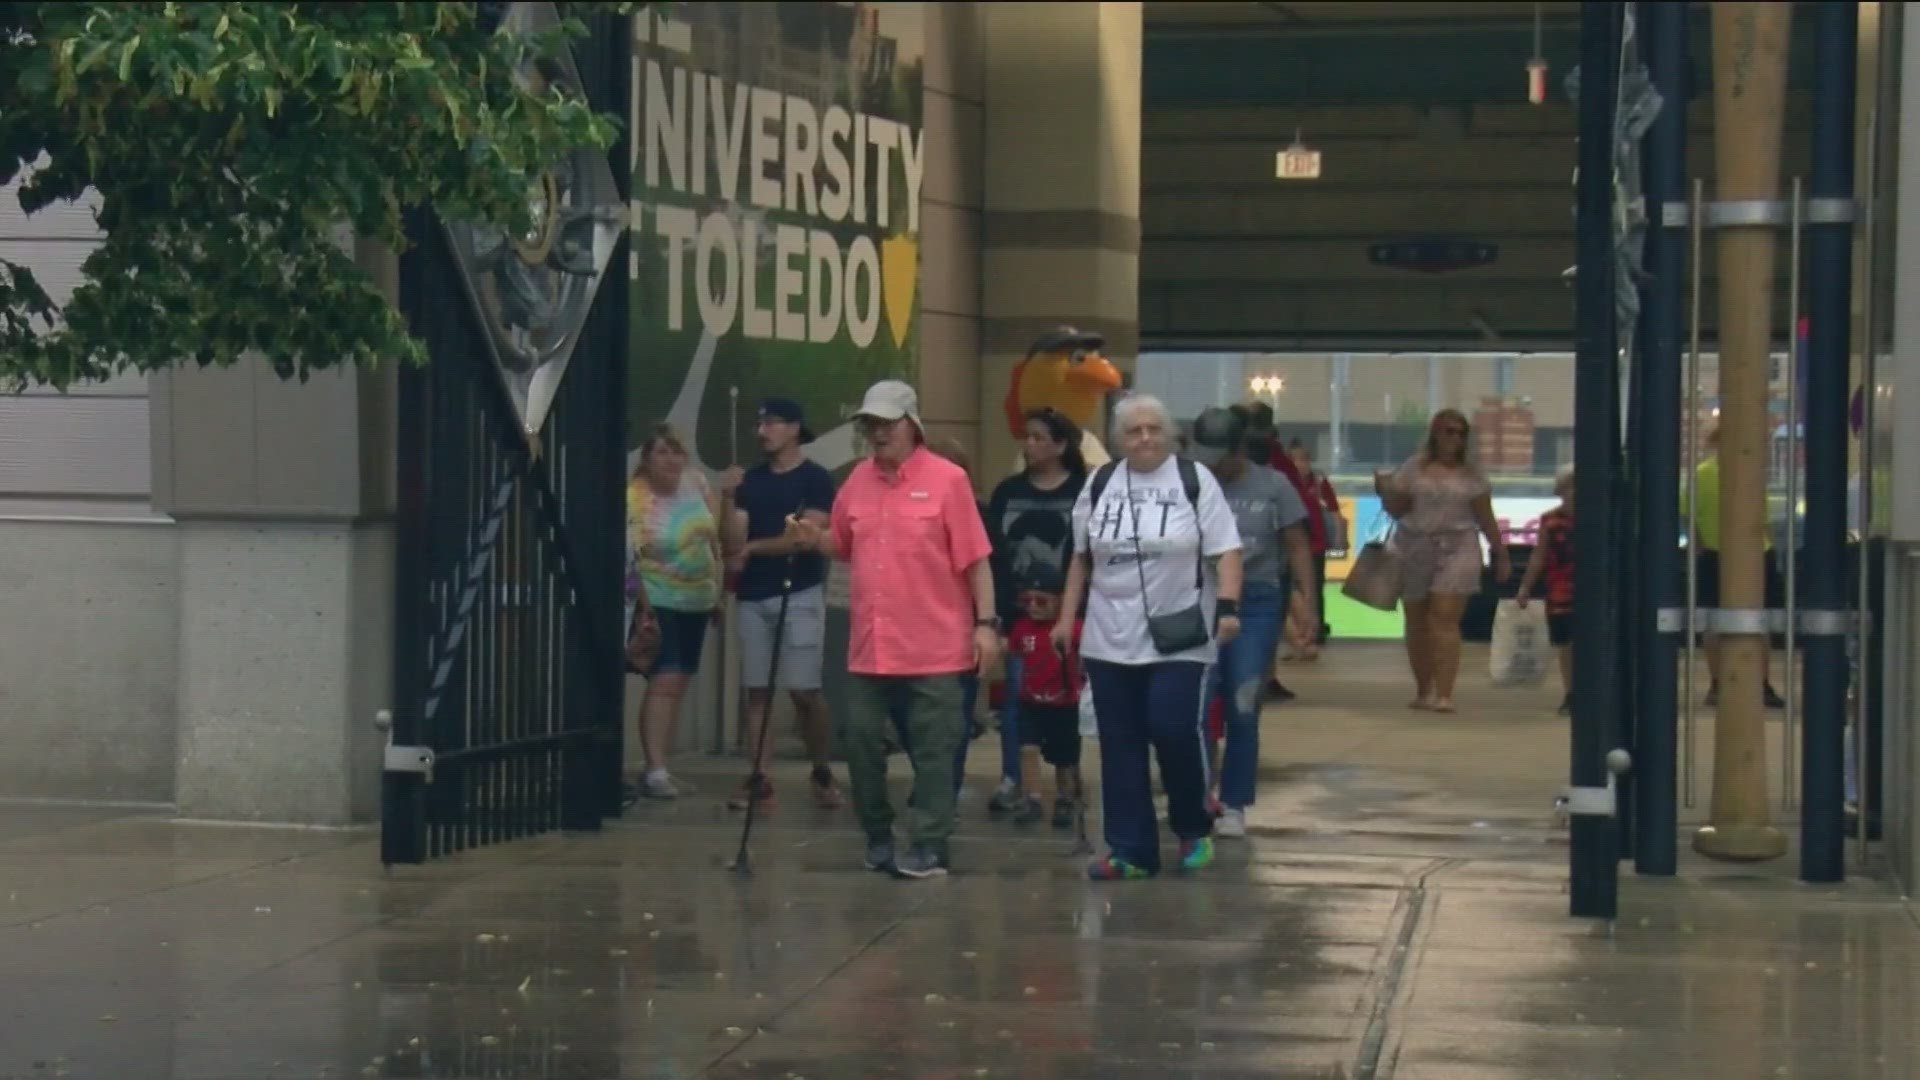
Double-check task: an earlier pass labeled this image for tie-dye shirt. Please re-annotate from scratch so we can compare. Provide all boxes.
[627,471,720,614]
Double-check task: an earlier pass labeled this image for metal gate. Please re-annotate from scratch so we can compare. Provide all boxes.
[380,10,630,865]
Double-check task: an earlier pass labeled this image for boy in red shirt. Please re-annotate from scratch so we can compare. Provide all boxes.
[1517,465,1575,716]
[1005,565,1085,829]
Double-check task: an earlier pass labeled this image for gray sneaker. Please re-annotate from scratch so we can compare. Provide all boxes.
[863,837,896,872]
[641,772,679,800]
[891,844,950,879]
[987,779,1024,816]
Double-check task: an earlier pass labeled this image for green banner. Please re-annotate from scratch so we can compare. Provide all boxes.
[628,3,926,474]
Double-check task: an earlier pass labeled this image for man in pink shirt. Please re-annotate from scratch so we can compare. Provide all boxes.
[787,381,1001,879]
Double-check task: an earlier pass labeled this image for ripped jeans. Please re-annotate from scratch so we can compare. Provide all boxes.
[1210,580,1285,810]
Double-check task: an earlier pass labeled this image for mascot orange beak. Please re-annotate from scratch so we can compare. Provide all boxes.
[1065,352,1124,395]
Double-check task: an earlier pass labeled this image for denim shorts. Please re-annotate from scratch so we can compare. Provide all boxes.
[648,608,711,677]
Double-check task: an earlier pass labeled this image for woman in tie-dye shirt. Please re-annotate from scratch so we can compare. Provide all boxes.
[627,423,725,800]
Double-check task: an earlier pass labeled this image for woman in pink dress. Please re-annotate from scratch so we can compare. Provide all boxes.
[1374,410,1511,714]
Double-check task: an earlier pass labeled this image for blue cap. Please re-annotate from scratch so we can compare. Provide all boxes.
[759,398,815,444]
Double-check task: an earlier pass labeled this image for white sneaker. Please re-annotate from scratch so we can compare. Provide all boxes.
[642,771,679,800]
[1216,808,1248,838]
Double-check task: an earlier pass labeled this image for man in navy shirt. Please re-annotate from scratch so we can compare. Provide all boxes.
[719,399,844,811]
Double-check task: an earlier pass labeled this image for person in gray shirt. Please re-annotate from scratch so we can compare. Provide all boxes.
[1187,406,1317,838]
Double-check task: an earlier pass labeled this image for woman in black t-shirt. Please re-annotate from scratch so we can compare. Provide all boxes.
[983,408,1089,815]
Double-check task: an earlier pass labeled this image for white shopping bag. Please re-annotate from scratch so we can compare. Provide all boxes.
[1078,681,1098,737]
[1489,599,1550,687]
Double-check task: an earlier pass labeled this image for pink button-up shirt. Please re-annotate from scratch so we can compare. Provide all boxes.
[832,445,991,677]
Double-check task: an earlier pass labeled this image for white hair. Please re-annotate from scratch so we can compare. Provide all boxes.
[1111,393,1173,440]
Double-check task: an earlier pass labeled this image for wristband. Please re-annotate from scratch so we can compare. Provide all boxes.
[1215,598,1240,619]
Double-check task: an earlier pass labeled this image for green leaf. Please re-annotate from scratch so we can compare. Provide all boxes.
[0,0,648,390]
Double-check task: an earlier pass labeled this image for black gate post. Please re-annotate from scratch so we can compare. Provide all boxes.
[1570,0,1624,920]
[1798,0,1859,884]
[1631,0,1686,878]
[560,9,633,828]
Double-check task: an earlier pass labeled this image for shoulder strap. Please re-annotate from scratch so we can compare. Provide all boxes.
[1176,456,1202,510]
[1176,456,1204,589]
[1089,461,1119,509]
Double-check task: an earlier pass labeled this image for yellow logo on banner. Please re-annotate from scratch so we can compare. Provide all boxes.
[881,234,918,349]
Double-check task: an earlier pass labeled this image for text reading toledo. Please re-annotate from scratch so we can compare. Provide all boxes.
[635,58,924,350]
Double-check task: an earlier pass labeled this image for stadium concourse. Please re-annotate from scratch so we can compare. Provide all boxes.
[1,642,1914,1079]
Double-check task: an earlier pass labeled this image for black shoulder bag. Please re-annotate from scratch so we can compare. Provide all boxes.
[1106,458,1210,655]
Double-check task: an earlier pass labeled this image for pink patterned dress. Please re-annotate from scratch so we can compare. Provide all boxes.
[1386,457,1490,601]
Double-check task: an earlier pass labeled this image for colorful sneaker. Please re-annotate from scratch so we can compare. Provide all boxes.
[1087,855,1154,881]
[1179,836,1216,871]
[727,774,774,811]
[809,765,845,809]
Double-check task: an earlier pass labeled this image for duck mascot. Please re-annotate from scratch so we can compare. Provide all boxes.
[1003,326,1124,474]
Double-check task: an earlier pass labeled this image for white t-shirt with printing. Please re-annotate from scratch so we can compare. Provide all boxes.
[1072,457,1244,666]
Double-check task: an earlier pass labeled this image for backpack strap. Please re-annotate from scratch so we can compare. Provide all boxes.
[1176,456,1205,588]
[1175,456,1202,511]
[1088,461,1119,511]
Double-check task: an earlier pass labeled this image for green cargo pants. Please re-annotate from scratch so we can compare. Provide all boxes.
[841,673,965,855]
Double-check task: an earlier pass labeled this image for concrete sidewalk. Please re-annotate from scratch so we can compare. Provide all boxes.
[1,642,1916,1078]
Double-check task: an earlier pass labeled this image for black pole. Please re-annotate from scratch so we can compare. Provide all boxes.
[1570,0,1622,920]
[1631,0,1686,878]
[1799,1,1857,884]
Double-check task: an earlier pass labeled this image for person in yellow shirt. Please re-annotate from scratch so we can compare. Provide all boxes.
[1684,427,1785,709]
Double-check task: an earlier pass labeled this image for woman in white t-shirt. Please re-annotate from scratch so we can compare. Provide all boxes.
[1057,394,1244,880]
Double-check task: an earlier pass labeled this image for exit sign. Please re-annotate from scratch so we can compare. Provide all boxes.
[1275,146,1322,180]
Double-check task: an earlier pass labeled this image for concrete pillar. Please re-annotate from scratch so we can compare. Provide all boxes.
[978,1,1142,479]
[148,239,397,826]
[1883,2,1920,888]
[919,1,989,479]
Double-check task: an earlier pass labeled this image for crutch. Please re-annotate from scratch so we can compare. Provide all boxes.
[731,548,797,876]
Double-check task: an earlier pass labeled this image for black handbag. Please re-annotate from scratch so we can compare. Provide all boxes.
[1123,462,1211,655]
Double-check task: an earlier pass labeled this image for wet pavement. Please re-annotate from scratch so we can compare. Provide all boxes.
[3,644,1918,1078]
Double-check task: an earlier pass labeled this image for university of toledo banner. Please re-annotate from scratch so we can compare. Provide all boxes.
[628,3,927,474]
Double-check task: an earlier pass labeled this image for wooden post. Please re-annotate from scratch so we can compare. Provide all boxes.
[1695,2,1791,862]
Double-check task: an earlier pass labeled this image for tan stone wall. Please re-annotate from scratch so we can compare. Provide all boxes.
[975,2,1143,480]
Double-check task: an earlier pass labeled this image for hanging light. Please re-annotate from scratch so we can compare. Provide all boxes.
[1526,3,1549,105]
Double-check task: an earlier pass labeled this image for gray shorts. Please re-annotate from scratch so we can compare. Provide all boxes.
[736,584,827,691]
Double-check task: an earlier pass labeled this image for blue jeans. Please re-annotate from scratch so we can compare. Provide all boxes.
[1085,658,1212,872]
[999,656,1025,784]
[1210,581,1284,810]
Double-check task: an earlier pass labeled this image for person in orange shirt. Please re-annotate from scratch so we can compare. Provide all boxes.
[787,381,1001,880]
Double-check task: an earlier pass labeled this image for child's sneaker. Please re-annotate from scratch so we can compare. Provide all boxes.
[987,778,1023,816]
[1179,836,1216,871]
[1014,796,1045,827]
[1087,855,1153,881]
[1050,797,1076,831]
